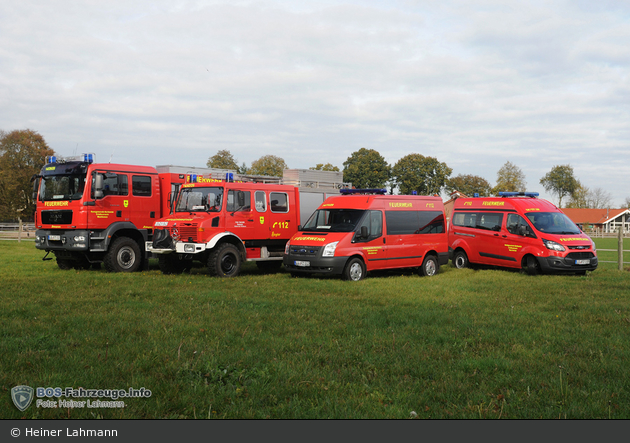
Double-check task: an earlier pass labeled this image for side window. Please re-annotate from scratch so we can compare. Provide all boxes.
[96,173,128,197]
[477,213,503,231]
[453,212,477,228]
[356,210,382,241]
[227,190,251,212]
[453,212,503,231]
[270,192,288,213]
[507,213,535,237]
[132,175,152,196]
[417,211,445,234]
[385,211,418,235]
[255,191,267,212]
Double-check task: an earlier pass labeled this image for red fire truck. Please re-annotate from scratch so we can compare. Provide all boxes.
[33,155,188,272]
[147,171,340,277]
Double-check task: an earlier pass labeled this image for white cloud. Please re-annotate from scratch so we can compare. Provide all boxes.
[1,0,629,205]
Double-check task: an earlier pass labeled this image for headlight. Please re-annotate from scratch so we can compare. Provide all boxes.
[542,239,565,252]
[322,241,339,257]
[184,244,195,253]
[74,235,85,242]
[284,241,290,255]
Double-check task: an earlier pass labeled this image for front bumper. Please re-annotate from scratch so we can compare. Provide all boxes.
[35,229,89,251]
[538,255,598,273]
[146,241,207,255]
[283,253,348,276]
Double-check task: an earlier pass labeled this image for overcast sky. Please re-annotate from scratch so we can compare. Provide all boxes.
[2,1,629,205]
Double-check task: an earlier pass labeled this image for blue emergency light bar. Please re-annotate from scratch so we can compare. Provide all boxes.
[46,153,95,164]
[340,188,387,195]
[499,191,539,198]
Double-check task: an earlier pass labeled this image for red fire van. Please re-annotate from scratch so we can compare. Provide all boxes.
[283,189,449,281]
[448,192,598,275]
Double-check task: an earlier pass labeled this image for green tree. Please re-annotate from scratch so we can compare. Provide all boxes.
[539,164,578,208]
[309,163,340,172]
[392,154,452,196]
[565,181,589,208]
[445,174,492,197]
[249,155,288,177]
[206,150,239,170]
[493,161,526,194]
[0,129,55,221]
[342,148,390,189]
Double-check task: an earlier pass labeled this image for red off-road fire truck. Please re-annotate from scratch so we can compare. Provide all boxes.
[33,155,190,272]
[147,171,342,277]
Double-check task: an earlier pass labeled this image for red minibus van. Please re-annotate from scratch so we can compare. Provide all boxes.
[448,192,597,275]
[283,189,448,281]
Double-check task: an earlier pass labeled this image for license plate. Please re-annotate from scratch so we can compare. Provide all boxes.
[575,259,589,265]
[48,235,61,241]
[294,260,310,267]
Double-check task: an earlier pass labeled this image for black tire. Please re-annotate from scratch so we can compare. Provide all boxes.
[256,260,283,273]
[73,255,92,270]
[207,243,242,277]
[453,250,469,269]
[158,254,190,275]
[524,255,540,276]
[56,258,73,270]
[104,237,142,273]
[419,255,439,277]
[343,257,366,281]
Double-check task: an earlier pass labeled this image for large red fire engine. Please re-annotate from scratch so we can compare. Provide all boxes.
[147,171,340,277]
[33,155,189,272]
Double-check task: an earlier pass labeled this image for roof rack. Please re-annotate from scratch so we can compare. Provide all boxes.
[340,188,387,195]
[498,191,539,198]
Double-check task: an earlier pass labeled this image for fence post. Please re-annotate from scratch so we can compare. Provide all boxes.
[617,225,623,271]
[18,218,22,243]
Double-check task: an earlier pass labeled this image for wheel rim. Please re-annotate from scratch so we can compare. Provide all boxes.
[349,262,363,281]
[425,260,437,276]
[117,246,136,270]
[455,255,466,268]
[221,253,237,274]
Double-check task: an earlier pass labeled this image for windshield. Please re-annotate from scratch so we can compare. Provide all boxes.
[175,187,223,212]
[39,174,87,201]
[302,209,366,232]
[525,211,581,235]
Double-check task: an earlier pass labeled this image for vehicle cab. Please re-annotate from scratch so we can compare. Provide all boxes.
[448,192,598,275]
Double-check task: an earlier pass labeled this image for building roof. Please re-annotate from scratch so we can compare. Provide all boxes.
[561,208,630,225]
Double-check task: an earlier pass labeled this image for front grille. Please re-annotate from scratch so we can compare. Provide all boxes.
[42,210,72,224]
[174,225,198,243]
[566,252,595,260]
[289,245,321,256]
[568,245,590,250]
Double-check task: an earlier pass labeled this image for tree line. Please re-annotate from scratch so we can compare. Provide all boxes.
[1,129,627,222]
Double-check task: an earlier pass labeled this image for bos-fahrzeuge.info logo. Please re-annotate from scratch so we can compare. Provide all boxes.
[11,385,152,411]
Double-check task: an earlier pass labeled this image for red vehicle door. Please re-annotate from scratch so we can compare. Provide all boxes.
[89,170,130,228]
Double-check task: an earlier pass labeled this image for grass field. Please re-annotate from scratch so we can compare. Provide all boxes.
[1,240,629,419]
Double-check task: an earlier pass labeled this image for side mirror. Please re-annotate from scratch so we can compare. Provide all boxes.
[517,225,527,236]
[297,225,303,231]
[360,226,368,239]
[31,175,39,201]
[94,174,104,199]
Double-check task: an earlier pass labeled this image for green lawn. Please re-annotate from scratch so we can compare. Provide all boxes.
[1,240,629,419]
